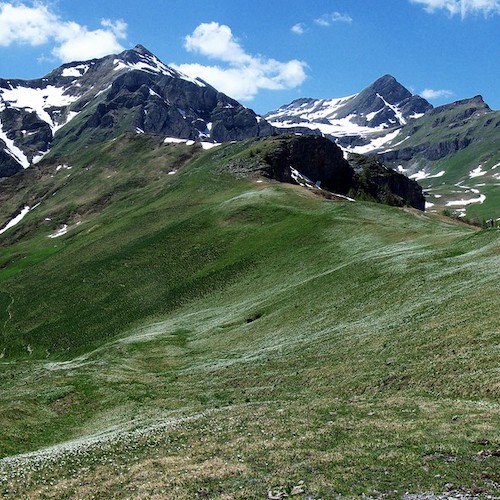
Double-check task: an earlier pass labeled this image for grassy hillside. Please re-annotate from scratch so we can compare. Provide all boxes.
[379,103,500,220]
[0,136,499,498]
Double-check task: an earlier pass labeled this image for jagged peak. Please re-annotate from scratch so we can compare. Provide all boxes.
[363,74,411,99]
[131,44,155,57]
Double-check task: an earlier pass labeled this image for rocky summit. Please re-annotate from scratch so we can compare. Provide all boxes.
[0,44,273,177]
[264,75,432,150]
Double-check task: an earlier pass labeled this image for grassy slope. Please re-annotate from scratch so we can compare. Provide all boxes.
[0,136,499,498]
[381,106,500,220]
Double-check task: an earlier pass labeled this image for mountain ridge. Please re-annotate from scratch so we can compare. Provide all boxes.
[0,44,274,176]
[266,77,499,219]
[264,74,432,151]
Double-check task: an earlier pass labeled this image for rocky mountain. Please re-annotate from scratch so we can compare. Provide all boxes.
[267,77,499,219]
[0,44,273,177]
[265,75,432,151]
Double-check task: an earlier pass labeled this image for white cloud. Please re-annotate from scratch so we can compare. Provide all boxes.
[0,2,127,62]
[314,12,353,26]
[172,22,307,101]
[410,0,500,17]
[419,88,454,100]
[53,19,127,62]
[291,23,306,35]
[0,2,57,46]
[184,22,250,64]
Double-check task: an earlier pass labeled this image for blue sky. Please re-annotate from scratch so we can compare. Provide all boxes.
[0,0,499,114]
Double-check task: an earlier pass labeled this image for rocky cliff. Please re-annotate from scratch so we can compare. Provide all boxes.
[224,135,425,210]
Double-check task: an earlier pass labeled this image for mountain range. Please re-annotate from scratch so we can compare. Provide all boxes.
[0,45,499,498]
[0,44,430,232]
[1,47,498,221]
[266,76,500,219]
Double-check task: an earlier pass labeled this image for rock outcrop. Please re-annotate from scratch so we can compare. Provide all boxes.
[226,135,425,210]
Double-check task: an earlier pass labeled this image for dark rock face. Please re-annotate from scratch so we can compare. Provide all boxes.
[248,135,424,210]
[261,135,355,195]
[0,148,23,177]
[0,45,274,177]
[348,154,425,210]
[380,136,474,164]
[80,68,273,143]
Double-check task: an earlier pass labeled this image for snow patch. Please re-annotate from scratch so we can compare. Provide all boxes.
[446,194,486,206]
[48,225,68,238]
[409,170,429,181]
[384,136,410,150]
[0,85,80,132]
[349,129,401,155]
[365,110,381,122]
[61,67,82,78]
[0,120,30,168]
[469,166,486,178]
[431,170,445,178]
[0,205,30,235]
[61,64,89,78]
[164,137,219,150]
[164,137,187,144]
[200,141,220,150]
[290,166,317,189]
[376,93,407,125]
[409,170,445,181]
[56,164,72,172]
[270,113,387,141]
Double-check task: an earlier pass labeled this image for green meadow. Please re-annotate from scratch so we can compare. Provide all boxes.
[0,136,498,498]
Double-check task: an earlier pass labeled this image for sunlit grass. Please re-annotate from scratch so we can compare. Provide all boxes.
[0,135,498,497]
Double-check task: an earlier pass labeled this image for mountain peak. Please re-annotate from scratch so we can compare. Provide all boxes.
[467,95,490,109]
[365,74,411,101]
[429,94,492,118]
[375,74,398,84]
[130,44,155,57]
[0,45,274,176]
[265,74,433,153]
